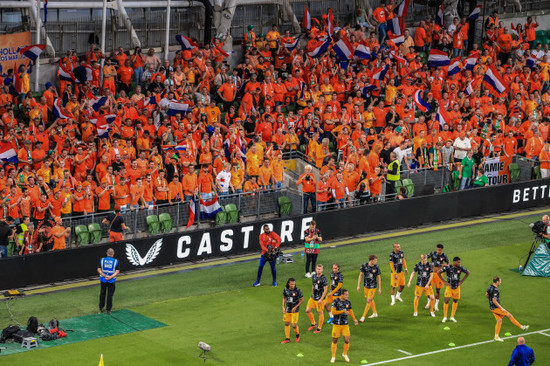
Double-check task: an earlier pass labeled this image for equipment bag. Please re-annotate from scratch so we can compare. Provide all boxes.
[27,316,39,333]
[12,329,35,343]
[0,325,20,343]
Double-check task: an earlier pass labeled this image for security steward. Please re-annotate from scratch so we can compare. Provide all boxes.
[355,172,371,205]
[98,248,119,314]
[386,152,400,198]
[102,205,129,242]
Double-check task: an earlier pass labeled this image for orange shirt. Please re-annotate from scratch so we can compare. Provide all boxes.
[297,173,316,193]
[95,186,111,211]
[51,226,67,251]
[198,172,214,194]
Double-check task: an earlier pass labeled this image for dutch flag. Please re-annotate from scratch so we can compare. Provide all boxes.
[138,95,158,109]
[390,51,407,66]
[483,65,509,95]
[91,114,116,138]
[427,49,450,68]
[167,102,190,116]
[372,64,389,81]
[333,36,354,61]
[468,5,482,21]
[299,80,307,99]
[526,53,537,68]
[414,89,431,113]
[464,79,476,96]
[436,107,451,127]
[386,0,409,36]
[53,99,73,119]
[73,62,94,84]
[463,53,479,71]
[361,84,376,98]
[283,36,301,52]
[59,65,75,82]
[187,196,196,228]
[354,41,372,60]
[395,0,411,17]
[175,35,199,51]
[447,57,462,76]
[388,32,405,47]
[302,5,311,30]
[0,144,18,165]
[307,38,331,58]
[175,145,187,151]
[211,37,230,58]
[19,44,46,62]
[200,196,223,220]
[90,96,108,112]
[327,8,334,35]
[435,4,444,27]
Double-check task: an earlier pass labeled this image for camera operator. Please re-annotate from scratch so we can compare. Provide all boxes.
[541,215,550,246]
[253,224,282,287]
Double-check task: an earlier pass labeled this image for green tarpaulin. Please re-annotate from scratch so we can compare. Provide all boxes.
[522,243,550,277]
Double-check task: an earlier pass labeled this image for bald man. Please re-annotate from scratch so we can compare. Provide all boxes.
[508,337,535,366]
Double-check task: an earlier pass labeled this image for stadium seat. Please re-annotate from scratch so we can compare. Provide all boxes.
[146,215,160,235]
[402,178,415,197]
[452,170,461,191]
[215,209,227,225]
[394,180,402,190]
[75,225,90,245]
[158,213,173,233]
[88,223,103,244]
[299,144,307,154]
[534,166,542,180]
[278,196,292,217]
[509,163,521,182]
[224,204,239,224]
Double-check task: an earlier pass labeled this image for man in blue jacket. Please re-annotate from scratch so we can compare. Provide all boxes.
[98,248,120,314]
[509,337,535,366]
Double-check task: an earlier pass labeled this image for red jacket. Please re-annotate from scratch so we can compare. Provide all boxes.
[259,231,281,254]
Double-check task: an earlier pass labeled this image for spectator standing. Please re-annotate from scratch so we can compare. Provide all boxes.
[51,216,70,250]
[102,206,129,242]
[297,165,316,213]
[0,216,14,258]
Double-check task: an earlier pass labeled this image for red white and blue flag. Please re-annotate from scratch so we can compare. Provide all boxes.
[435,4,444,27]
[306,38,331,58]
[354,41,372,60]
[167,102,190,116]
[447,57,462,76]
[526,53,537,68]
[436,107,451,127]
[333,36,354,61]
[211,38,230,58]
[427,49,450,67]
[19,44,46,62]
[390,51,407,66]
[361,84,376,98]
[468,5,482,21]
[327,8,334,35]
[138,95,158,109]
[0,143,18,165]
[282,36,301,52]
[372,64,389,80]
[53,99,73,119]
[463,53,479,71]
[414,89,431,112]
[388,31,405,47]
[91,114,116,138]
[199,196,223,220]
[483,64,509,95]
[302,5,311,30]
[59,65,76,82]
[13,63,21,93]
[175,35,199,50]
[464,79,477,95]
[187,197,196,228]
[90,96,108,112]
[386,0,409,35]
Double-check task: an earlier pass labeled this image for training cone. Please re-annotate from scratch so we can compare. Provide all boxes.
[98,354,104,366]
[361,360,368,364]
[448,342,456,347]
[505,332,512,336]
[443,326,450,330]
[296,353,304,357]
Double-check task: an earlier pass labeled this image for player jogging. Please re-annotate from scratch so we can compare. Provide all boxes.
[357,254,382,321]
[426,243,449,311]
[438,256,470,323]
[326,263,344,324]
[486,276,529,342]
[407,254,436,317]
[306,264,328,333]
[330,289,358,363]
[389,243,408,305]
[281,278,304,344]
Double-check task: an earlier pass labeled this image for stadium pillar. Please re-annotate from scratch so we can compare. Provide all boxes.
[35,0,41,91]
[164,0,171,61]
[197,0,213,44]
[100,0,107,87]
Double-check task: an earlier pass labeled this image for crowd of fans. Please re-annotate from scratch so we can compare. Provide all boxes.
[0,2,549,255]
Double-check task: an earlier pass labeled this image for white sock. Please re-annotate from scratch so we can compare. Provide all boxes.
[435,299,440,307]
[397,291,402,297]
[391,295,395,302]
[426,298,431,305]
[329,312,333,317]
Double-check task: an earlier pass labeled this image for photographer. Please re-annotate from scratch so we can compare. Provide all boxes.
[297,165,316,214]
[253,224,282,287]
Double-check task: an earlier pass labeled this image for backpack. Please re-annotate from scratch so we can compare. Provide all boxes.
[27,316,39,334]
[12,329,35,343]
[0,325,20,343]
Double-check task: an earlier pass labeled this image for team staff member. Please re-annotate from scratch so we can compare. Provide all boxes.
[508,337,535,366]
[407,254,436,317]
[305,264,328,334]
[281,278,303,344]
[389,243,408,306]
[253,224,281,287]
[325,263,344,324]
[296,165,316,213]
[486,276,529,341]
[102,205,129,242]
[330,289,358,364]
[98,248,119,314]
[304,220,322,278]
[438,256,470,323]
[426,244,449,311]
[357,254,382,322]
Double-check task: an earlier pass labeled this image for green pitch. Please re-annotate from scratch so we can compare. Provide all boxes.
[1,213,549,365]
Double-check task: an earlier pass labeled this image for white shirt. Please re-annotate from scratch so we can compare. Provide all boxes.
[448,24,457,36]
[216,170,232,192]
[453,137,471,160]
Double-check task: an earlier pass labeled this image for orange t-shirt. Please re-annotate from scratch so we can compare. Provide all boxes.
[51,226,67,250]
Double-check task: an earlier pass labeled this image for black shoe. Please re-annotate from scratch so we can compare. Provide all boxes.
[107,310,112,315]
[99,308,105,313]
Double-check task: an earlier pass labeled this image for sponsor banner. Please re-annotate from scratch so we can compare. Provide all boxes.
[2,178,550,290]
[484,156,511,185]
[0,31,32,72]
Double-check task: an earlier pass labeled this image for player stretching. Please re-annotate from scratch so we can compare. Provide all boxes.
[326,263,344,324]
[306,264,328,333]
[486,276,529,342]
[389,243,408,305]
[357,254,382,321]
[407,254,436,317]
[330,289,358,363]
[426,244,449,311]
[438,256,470,323]
[281,278,303,344]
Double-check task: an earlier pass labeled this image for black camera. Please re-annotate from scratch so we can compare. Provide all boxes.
[531,221,546,237]
[305,175,311,182]
[263,245,282,262]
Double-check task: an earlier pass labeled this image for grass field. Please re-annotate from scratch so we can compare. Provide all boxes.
[1,212,550,365]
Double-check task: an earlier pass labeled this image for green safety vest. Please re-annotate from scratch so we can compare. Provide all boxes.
[387,160,400,181]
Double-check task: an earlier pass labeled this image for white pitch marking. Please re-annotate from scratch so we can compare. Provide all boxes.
[364,328,550,365]
[537,331,550,338]
[396,349,412,356]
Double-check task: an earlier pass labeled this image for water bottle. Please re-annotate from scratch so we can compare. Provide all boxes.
[301,252,304,260]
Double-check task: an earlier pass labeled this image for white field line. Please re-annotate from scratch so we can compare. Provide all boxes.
[364,328,550,365]
[396,350,413,356]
